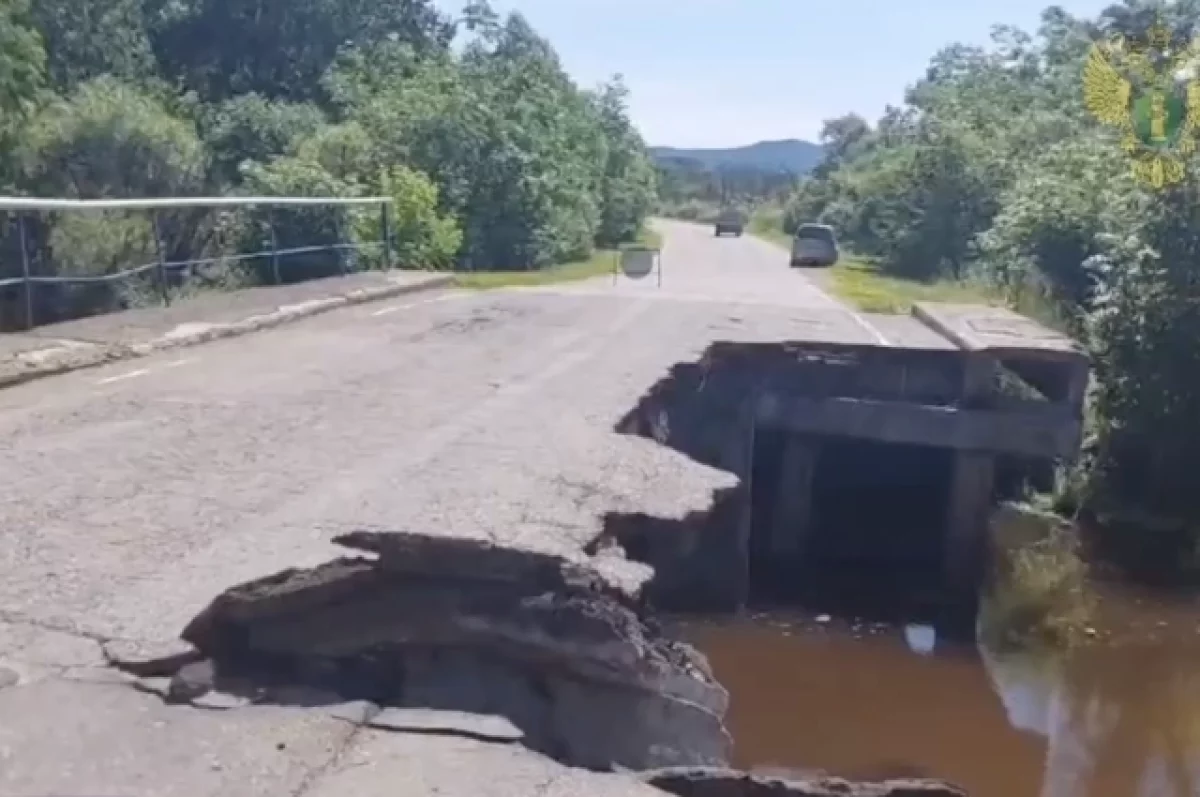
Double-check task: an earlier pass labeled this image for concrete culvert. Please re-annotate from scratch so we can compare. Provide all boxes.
[748,431,955,621]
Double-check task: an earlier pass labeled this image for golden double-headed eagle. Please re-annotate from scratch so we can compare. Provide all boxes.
[1084,21,1200,187]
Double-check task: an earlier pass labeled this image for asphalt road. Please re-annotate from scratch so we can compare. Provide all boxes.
[0,219,876,796]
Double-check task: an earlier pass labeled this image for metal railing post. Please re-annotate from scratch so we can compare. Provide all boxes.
[151,211,171,305]
[17,213,33,329]
[268,208,281,285]
[380,200,392,270]
[334,210,348,275]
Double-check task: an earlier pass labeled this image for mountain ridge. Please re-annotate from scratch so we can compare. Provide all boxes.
[648,138,824,174]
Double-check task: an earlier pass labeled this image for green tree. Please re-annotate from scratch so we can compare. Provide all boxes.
[29,0,155,92]
[357,165,461,269]
[0,0,45,184]
[20,76,207,198]
[144,0,454,103]
[198,95,327,186]
[237,156,363,283]
[590,77,656,246]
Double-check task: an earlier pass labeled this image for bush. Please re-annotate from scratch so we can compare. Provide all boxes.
[6,77,209,321]
[1083,176,1200,550]
[20,76,207,198]
[198,94,326,185]
[354,165,461,270]
[237,156,364,284]
[982,502,1095,650]
[293,121,377,182]
[44,210,160,317]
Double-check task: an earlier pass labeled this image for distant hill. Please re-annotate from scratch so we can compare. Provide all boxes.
[649,139,824,174]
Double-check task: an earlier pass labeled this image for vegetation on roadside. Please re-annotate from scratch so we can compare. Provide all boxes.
[653,154,800,225]
[0,0,657,329]
[762,2,1200,609]
[454,228,663,289]
[747,209,999,313]
[982,502,1096,650]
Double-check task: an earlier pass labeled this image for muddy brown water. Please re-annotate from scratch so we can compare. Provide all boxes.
[681,593,1200,797]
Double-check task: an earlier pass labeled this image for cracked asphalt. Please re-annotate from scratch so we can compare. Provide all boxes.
[0,220,872,796]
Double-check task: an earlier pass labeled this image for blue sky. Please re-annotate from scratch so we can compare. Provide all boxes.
[434,0,1112,148]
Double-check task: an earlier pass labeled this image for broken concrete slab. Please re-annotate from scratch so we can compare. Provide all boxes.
[0,678,357,797]
[178,530,731,771]
[323,698,380,724]
[366,707,524,743]
[192,689,253,710]
[132,675,172,698]
[642,767,969,797]
[335,528,638,604]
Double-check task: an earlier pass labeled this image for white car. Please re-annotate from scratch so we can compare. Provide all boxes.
[790,223,839,267]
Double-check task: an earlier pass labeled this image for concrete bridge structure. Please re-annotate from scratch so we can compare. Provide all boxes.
[614,296,1088,628]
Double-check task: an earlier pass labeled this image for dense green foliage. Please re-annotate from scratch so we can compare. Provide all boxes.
[652,142,820,223]
[654,157,798,223]
[785,0,1200,571]
[651,140,823,172]
[0,0,655,327]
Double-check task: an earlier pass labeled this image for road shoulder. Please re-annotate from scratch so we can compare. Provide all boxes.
[0,271,452,390]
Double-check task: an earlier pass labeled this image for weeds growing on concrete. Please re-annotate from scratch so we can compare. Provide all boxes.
[982,501,1096,651]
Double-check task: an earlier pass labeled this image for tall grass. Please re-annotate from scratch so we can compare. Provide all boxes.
[982,502,1096,650]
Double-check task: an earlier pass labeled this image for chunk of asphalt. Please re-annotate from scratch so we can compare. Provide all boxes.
[103,638,204,677]
[365,708,524,743]
[191,690,252,710]
[167,659,215,704]
[324,699,381,725]
[132,676,172,698]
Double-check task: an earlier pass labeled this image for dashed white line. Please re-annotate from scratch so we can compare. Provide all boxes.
[163,358,196,368]
[95,368,151,385]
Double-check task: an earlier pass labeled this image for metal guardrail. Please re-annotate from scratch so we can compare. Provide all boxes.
[0,195,395,330]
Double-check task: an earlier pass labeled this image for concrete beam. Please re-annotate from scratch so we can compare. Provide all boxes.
[911,302,1088,366]
[756,394,1081,458]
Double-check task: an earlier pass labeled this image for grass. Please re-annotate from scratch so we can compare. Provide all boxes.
[745,212,999,314]
[981,501,1097,651]
[452,228,663,290]
[824,258,1000,314]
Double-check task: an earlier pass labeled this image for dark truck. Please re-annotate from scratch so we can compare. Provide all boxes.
[714,209,745,237]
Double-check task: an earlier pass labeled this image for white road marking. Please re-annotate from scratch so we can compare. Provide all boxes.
[163,358,195,368]
[844,312,891,346]
[95,368,151,385]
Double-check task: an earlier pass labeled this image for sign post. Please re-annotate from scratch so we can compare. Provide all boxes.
[616,246,662,286]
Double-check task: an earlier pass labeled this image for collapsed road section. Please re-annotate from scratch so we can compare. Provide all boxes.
[607,302,1088,629]
[106,529,971,795]
[123,530,731,771]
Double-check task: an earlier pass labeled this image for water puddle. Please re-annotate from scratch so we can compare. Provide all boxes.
[681,605,1200,797]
